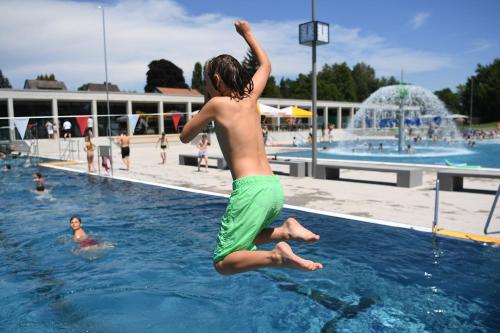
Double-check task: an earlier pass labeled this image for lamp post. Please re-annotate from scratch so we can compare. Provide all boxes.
[469,77,473,130]
[98,5,113,177]
[299,0,329,177]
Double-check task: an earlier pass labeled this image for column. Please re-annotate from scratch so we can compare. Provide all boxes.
[158,101,164,134]
[7,98,14,141]
[362,110,366,129]
[350,107,354,122]
[336,107,342,129]
[126,100,132,136]
[372,110,377,129]
[187,102,192,120]
[276,103,280,131]
[91,100,98,137]
[324,106,329,129]
[51,98,59,139]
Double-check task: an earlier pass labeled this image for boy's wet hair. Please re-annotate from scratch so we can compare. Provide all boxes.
[205,54,254,99]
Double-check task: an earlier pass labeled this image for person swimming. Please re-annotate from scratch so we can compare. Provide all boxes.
[69,216,113,252]
[33,172,45,192]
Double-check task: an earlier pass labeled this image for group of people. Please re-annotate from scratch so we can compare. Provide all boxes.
[44,117,95,140]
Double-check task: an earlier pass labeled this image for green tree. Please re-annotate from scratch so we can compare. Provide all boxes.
[279,78,292,98]
[460,58,500,123]
[379,76,398,86]
[36,74,56,81]
[77,83,89,91]
[434,88,462,114]
[288,73,312,99]
[317,65,342,100]
[242,48,259,77]
[352,63,378,102]
[0,70,12,88]
[144,59,188,92]
[318,63,357,101]
[191,62,205,94]
[262,75,281,98]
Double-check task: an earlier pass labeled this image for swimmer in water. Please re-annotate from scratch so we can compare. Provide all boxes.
[69,216,113,252]
[33,172,47,192]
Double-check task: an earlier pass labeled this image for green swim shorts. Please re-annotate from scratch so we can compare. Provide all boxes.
[213,175,284,262]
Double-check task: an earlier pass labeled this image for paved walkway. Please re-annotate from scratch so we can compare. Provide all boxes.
[36,136,500,243]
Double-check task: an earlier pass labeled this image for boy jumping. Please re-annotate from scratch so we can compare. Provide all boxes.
[180,20,322,275]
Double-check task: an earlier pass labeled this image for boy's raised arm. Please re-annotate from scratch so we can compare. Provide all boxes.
[235,20,270,99]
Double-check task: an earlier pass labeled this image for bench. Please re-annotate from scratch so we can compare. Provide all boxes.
[315,161,423,188]
[268,159,307,177]
[179,154,228,169]
[437,169,500,191]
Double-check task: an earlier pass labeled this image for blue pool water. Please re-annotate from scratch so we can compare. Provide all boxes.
[276,140,500,168]
[1,165,499,332]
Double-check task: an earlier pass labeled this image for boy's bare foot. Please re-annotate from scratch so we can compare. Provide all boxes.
[274,242,322,271]
[282,218,320,243]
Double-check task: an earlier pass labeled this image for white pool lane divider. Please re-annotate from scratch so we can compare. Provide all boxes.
[41,164,500,244]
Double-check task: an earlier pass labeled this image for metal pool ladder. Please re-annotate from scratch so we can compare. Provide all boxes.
[484,184,500,234]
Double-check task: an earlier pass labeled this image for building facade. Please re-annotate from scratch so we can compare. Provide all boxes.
[0,89,361,141]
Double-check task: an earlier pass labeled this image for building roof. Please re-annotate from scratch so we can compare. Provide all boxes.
[83,83,120,92]
[24,79,67,90]
[156,87,202,96]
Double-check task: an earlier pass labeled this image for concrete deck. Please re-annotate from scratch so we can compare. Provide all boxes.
[35,136,500,243]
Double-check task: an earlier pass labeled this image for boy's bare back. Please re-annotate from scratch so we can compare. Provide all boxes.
[181,20,273,180]
[209,96,272,179]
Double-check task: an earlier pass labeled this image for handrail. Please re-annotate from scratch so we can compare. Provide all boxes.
[432,179,440,232]
[484,184,500,234]
[60,139,76,161]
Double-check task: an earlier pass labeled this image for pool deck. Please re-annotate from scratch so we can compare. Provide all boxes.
[36,137,500,243]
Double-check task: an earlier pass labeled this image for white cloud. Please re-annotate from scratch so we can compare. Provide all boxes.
[0,0,450,91]
[411,12,431,30]
[465,39,495,53]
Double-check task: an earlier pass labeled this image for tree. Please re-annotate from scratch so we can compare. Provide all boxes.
[191,62,205,94]
[434,88,462,114]
[379,76,398,86]
[0,70,12,88]
[352,63,378,102]
[242,48,259,77]
[36,74,56,81]
[317,63,357,101]
[286,74,312,99]
[460,59,500,123]
[262,75,281,98]
[78,83,89,91]
[144,59,188,92]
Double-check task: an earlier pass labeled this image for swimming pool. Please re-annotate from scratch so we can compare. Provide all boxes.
[276,140,500,168]
[1,165,499,332]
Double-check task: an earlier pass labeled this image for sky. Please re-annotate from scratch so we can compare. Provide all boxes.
[0,0,498,94]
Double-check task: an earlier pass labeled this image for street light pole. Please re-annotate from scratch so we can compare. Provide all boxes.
[311,0,318,177]
[469,77,473,130]
[299,1,329,177]
[99,5,113,177]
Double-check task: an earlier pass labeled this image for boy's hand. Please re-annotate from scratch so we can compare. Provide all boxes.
[235,20,251,36]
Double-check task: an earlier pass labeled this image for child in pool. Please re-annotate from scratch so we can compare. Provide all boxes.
[33,172,48,192]
[69,216,113,251]
[180,20,322,275]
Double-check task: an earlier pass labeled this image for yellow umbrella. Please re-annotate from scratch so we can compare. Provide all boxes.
[281,106,312,118]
